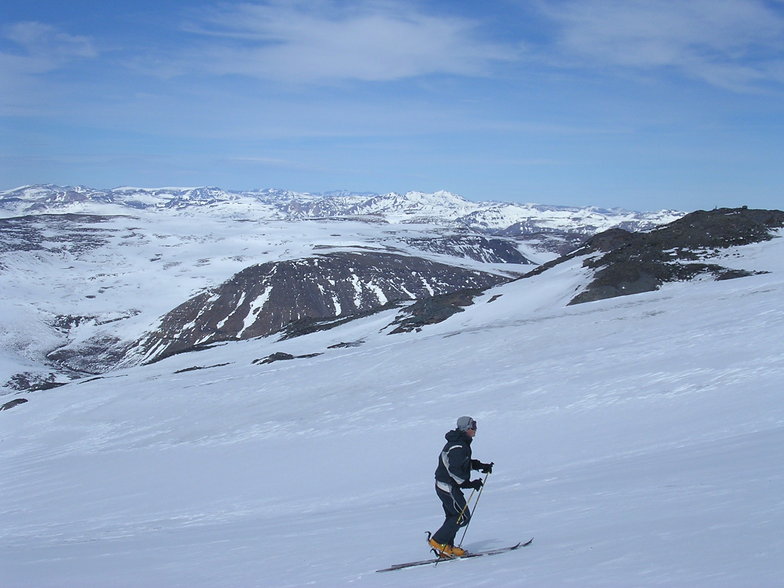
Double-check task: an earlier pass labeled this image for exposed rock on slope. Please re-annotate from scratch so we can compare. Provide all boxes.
[0,213,120,254]
[403,234,536,264]
[388,289,483,334]
[134,251,510,363]
[528,207,784,305]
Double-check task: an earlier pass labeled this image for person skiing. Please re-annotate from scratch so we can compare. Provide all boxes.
[428,416,493,557]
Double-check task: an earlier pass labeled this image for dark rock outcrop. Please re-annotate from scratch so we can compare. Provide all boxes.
[255,352,296,364]
[403,235,535,265]
[4,372,67,392]
[133,251,510,363]
[173,363,231,373]
[0,398,28,411]
[252,351,322,365]
[389,289,483,333]
[549,207,784,305]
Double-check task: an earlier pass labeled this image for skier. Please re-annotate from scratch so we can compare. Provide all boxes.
[428,416,493,557]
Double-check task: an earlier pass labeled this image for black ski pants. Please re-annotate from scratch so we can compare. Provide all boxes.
[432,482,471,546]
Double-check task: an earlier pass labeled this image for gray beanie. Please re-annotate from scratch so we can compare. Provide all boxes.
[456,416,477,431]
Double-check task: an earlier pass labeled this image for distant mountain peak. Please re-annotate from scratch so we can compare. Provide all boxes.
[0,184,683,237]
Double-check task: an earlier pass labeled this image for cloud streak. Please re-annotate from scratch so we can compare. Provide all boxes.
[180,0,518,82]
[539,0,784,91]
[162,0,784,91]
[0,21,98,113]
[1,21,96,73]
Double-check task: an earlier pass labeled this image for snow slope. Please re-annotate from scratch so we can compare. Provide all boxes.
[1,233,783,587]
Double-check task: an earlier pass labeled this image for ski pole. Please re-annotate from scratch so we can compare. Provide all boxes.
[457,470,490,548]
[456,488,477,525]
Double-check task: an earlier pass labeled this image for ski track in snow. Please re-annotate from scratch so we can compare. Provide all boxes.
[1,230,783,586]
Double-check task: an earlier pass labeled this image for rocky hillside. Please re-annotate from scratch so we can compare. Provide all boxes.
[527,207,784,305]
[129,251,510,364]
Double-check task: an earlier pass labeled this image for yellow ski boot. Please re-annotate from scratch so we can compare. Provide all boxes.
[428,536,467,558]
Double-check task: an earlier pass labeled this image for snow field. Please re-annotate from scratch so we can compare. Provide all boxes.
[1,236,783,586]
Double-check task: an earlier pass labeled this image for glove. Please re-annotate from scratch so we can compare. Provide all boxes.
[472,460,494,474]
[461,478,483,491]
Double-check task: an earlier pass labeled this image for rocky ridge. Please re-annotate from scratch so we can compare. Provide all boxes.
[525,207,784,305]
[129,251,510,365]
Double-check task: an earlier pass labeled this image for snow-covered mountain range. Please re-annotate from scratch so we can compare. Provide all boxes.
[0,184,681,236]
[1,184,782,586]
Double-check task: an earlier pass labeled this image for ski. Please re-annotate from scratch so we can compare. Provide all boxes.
[376,538,533,573]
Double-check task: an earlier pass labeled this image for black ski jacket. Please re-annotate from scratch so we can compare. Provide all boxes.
[434,429,474,491]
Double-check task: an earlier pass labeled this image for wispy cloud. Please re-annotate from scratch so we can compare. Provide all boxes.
[2,21,96,72]
[0,21,98,113]
[179,0,519,83]
[539,0,784,91]
[8,21,95,54]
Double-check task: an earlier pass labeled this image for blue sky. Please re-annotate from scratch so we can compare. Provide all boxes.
[1,0,783,211]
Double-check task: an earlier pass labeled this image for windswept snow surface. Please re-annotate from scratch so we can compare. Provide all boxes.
[1,235,783,587]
